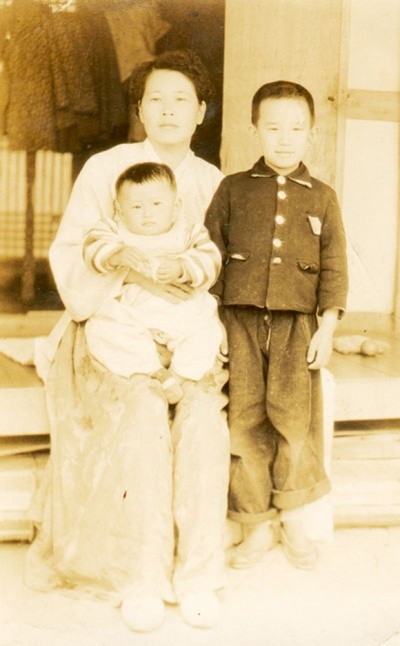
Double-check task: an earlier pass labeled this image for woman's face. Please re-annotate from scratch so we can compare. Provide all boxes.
[138,69,206,148]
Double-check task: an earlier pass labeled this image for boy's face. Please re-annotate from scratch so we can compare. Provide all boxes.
[116,179,178,236]
[252,97,314,175]
[138,69,206,149]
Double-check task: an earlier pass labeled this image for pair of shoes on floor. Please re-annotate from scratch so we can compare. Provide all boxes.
[121,594,165,632]
[121,591,220,631]
[180,591,220,628]
[230,519,280,569]
[280,522,320,570]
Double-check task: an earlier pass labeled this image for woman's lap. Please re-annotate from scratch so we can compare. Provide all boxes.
[25,321,229,602]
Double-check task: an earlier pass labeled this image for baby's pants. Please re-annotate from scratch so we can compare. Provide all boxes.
[85,293,223,381]
[222,306,330,524]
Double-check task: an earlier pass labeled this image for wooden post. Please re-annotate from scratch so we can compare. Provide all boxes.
[21,151,36,306]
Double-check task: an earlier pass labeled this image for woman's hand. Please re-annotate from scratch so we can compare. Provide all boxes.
[125,268,194,303]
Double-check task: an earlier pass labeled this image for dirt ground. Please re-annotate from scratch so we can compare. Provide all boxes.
[1,527,400,646]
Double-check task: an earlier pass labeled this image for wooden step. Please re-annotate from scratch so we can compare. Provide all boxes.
[0,451,48,541]
[0,354,49,436]
[329,330,400,421]
[331,422,400,527]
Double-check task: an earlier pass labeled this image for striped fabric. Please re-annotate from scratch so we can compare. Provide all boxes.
[83,217,222,291]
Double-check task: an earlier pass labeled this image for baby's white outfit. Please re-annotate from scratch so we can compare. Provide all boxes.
[83,213,223,381]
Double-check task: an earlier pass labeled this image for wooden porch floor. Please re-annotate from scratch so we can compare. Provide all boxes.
[0,310,400,424]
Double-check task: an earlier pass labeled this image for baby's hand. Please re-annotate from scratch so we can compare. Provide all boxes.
[108,246,152,274]
[156,258,183,283]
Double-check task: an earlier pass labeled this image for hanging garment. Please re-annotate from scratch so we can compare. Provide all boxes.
[104,1,170,83]
[3,0,128,153]
[4,0,57,151]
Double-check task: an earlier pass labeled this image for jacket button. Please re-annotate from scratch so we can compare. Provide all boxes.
[272,238,282,248]
[277,175,286,185]
[277,190,287,200]
[275,215,285,225]
[271,256,282,264]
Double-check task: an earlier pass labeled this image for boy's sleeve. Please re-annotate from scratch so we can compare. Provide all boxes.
[204,179,231,300]
[83,219,125,274]
[175,223,222,291]
[318,188,349,316]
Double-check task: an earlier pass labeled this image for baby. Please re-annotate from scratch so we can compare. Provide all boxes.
[83,161,224,403]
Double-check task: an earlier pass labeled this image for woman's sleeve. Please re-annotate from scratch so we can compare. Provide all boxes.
[49,157,127,321]
[83,219,125,274]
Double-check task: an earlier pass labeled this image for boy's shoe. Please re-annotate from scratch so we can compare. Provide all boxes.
[230,520,279,569]
[151,367,183,404]
[121,594,165,632]
[180,591,220,628]
[280,519,320,570]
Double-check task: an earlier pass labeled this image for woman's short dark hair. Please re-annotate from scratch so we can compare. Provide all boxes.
[115,162,177,194]
[251,80,315,125]
[130,49,214,108]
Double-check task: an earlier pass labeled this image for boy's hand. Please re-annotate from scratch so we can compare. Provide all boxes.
[155,258,184,283]
[307,327,333,370]
[307,308,339,370]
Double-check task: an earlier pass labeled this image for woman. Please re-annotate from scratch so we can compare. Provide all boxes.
[25,50,229,633]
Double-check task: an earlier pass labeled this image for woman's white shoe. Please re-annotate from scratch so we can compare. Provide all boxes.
[180,591,220,628]
[121,595,165,632]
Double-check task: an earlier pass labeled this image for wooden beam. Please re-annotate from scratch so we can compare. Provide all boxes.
[346,89,400,122]
[334,0,351,199]
[395,113,400,336]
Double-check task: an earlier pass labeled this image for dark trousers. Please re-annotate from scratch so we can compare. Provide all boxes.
[222,307,330,524]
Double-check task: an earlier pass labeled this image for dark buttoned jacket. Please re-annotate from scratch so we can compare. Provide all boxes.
[205,158,348,315]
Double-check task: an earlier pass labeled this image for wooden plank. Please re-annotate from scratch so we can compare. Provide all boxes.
[0,435,50,457]
[334,377,400,421]
[334,0,351,199]
[329,332,400,420]
[335,312,394,337]
[0,517,35,542]
[346,89,400,122]
[331,458,400,480]
[0,354,42,388]
[335,419,400,433]
[331,480,400,506]
[334,505,400,527]
[332,432,400,459]
[0,387,50,436]
[0,310,62,338]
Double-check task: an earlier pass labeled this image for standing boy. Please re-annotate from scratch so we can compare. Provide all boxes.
[205,80,348,569]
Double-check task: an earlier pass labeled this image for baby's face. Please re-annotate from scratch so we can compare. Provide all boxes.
[117,179,177,236]
[252,97,314,175]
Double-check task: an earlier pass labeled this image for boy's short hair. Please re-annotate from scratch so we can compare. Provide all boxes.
[130,49,214,109]
[251,80,315,125]
[115,162,177,194]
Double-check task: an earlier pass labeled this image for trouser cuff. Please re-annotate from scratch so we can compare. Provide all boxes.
[227,508,279,524]
[272,477,331,510]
